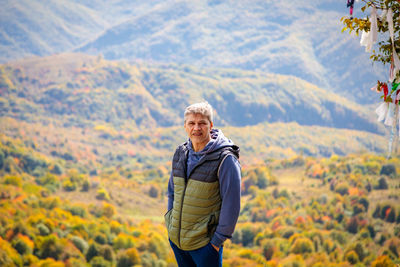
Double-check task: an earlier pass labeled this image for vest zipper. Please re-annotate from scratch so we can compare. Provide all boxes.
[178,149,189,248]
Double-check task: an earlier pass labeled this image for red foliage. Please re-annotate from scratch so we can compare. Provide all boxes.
[348,187,359,196]
[13,195,24,203]
[385,208,391,219]
[5,229,14,241]
[322,216,331,222]
[358,219,368,228]
[272,220,281,231]
[266,209,277,218]
[295,216,306,225]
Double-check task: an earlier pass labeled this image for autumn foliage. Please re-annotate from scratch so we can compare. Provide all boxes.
[1,133,400,266]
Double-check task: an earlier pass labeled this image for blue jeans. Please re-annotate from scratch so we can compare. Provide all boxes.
[169,239,223,267]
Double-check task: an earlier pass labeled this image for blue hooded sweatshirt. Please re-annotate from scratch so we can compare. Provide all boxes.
[167,129,241,248]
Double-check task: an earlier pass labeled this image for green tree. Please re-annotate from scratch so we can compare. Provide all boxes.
[241,225,256,247]
[3,175,22,187]
[117,248,141,267]
[335,182,349,196]
[11,237,32,255]
[148,184,160,198]
[50,163,63,175]
[62,179,77,191]
[81,179,90,192]
[344,250,359,264]
[346,216,360,234]
[38,235,63,260]
[0,150,4,169]
[147,232,168,259]
[96,188,110,201]
[99,245,115,263]
[376,177,389,190]
[86,243,99,262]
[380,164,397,177]
[262,240,275,261]
[70,236,89,254]
[90,256,111,267]
[290,238,314,254]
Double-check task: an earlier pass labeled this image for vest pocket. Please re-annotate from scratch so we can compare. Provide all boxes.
[207,213,217,237]
[164,209,173,230]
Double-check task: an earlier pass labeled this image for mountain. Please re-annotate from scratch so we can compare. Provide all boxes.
[0,54,388,166]
[0,1,108,59]
[0,53,382,132]
[0,0,387,104]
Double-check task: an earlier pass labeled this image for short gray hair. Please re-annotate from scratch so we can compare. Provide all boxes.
[184,102,213,123]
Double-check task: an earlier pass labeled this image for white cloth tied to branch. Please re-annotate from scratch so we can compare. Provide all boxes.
[360,31,372,52]
[376,102,389,122]
[387,8,400,82]
[376,102,400,157]
[380,9,388,23]
[370,6,378,44]
[360,6,378,52]
[375,102,398,126]
[385,102,395,126]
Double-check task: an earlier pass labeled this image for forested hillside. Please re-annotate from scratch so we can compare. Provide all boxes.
[1,53,381,130]
[0,53,388,167]
[1,132,399,266]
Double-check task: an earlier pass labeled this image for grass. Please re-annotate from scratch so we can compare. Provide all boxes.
[268,166,323,199]
[56,177,167,223]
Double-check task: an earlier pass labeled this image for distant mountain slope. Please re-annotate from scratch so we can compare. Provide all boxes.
[0,53,382,133]
[0,1,109,61]
[75,0,386,104]
[1,0,386,104]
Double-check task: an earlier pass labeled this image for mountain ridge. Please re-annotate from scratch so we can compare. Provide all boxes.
[0,53,389,166]
[1,0,387,104]
[1,53,383,133]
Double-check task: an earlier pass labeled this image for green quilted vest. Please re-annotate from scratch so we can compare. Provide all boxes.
[165,143,237,250]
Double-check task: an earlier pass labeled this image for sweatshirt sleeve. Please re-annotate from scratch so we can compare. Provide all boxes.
[210,154,241,247]
[167,171,174,211]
